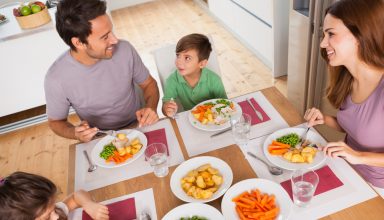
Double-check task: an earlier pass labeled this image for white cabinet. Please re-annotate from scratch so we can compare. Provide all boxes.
[209,0,289,77]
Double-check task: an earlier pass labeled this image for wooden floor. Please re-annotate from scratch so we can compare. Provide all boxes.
[0,0,286,200]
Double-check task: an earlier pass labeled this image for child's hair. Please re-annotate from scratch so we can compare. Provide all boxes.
[176,33,212,61]
[0,172,65,220]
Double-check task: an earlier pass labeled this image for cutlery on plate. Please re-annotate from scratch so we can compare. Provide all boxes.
[210,127,232,138]
[297,127,310,147]
[246,98,264,121]
[247,152,283,175]
[83,150,97,172]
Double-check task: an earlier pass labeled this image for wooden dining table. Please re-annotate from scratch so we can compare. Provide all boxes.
[68,87,384,220]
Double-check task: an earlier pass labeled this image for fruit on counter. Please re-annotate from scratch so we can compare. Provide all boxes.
[31,4,42,14]
[13,1,46,17]
[30,1,45,10]
[20,6,32,16]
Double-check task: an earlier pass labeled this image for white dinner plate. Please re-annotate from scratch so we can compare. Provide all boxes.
[263,127,327,170]
[162,203,224,220]
[221,178,292,220]
[188,99,242,132]
[91,129,147,168]
[170,156,233,203]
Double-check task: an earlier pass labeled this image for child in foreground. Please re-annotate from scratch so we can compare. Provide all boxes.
[0,172,109,220]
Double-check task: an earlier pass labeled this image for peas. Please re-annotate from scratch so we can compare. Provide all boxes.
[180,216,208,220]
[99,143,117,160]
[276,133,299,147]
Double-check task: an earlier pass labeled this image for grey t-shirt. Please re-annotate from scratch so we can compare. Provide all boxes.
[44,40,150,130]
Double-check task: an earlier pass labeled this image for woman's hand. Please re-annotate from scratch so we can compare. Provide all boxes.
[83,201,109,220]
[322,141,363,164]
[304,108,325,127]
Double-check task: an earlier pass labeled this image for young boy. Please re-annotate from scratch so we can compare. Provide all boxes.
[162,33,227,117]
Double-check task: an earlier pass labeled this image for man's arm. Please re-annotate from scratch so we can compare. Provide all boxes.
[48,119,97,142]
[139,75,160,110]
[136,75,160,127]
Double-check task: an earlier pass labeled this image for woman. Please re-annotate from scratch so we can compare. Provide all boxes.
[304,0,384,195]
[0,172,109,220]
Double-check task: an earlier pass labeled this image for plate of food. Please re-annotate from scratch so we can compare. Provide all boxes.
[189,99,242,131]
[0,14,7,24]
[221,178,292,220]
[91,129,147,168]
[263,127,326,170]
[162,203,224,220]
[170,156,233,203]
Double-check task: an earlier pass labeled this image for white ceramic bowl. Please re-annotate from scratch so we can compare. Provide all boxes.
[170,156,233,203]
[162,203,224,220]
[221,178,292,220]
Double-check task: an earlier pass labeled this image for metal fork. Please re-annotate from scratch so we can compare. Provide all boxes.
[297,127,310,146]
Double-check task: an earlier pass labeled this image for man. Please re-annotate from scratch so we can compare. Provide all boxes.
[45,0,159,142]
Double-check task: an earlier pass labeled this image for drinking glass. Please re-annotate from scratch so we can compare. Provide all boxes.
[291,168,319,207]
[145,143,169,177]
[231,113,251,148]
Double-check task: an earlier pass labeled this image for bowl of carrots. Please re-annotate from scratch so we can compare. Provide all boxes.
[221,178,292,220]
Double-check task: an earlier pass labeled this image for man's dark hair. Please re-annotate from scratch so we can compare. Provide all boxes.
[56,0,107,51]
[176,33,212,61]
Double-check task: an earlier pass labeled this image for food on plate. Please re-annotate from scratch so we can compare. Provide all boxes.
[276,133,299,147]
[268,133,318,163]
[232,188,279,220]
[179,216,208,220]
[191,99,236,125]
[0,14,6,22]
[99,133,143,164]
[180,163,223,199]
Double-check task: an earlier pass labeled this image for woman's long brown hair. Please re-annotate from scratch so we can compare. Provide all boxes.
[322,0,384,108]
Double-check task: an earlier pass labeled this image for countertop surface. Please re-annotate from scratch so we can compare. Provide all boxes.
[0,5,57,42]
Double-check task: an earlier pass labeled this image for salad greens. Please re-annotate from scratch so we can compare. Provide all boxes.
[99,143,117,160]
[276,133,299,147]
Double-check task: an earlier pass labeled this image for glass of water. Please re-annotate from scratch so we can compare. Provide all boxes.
[145,143,169,177]
[162,97,178,119]
[231,113,251,148]
[291,168,319,207]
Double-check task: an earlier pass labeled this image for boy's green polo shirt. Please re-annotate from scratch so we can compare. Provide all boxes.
[163,68,227,110]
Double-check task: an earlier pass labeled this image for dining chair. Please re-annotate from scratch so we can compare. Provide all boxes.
[152,35,222,90]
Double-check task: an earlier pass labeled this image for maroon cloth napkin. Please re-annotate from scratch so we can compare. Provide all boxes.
[280,165,344,200]
[238,98,270,125]
[82,197,136,220]
[144,128,169,156]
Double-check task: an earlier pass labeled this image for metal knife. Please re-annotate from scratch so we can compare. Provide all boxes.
[246,98,264,121]
[210,127,232,138]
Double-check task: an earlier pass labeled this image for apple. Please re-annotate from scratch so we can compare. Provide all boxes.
[20,6,32,16]
[33,1,45,10]
[31,4,42,14]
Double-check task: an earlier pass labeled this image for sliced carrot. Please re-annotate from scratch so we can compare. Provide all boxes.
[269,149,289,155]
[271,141,290,148]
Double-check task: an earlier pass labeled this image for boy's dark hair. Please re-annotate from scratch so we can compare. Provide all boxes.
[176,33,212,61]
[56,0,107,51]
[0,172,60,220]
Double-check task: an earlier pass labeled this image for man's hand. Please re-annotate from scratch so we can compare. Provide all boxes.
[136,107,159,127]
[75,121,98,142]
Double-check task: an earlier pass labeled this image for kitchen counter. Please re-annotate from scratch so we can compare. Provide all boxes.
[0,5,57,42]
[0,5,67,117]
